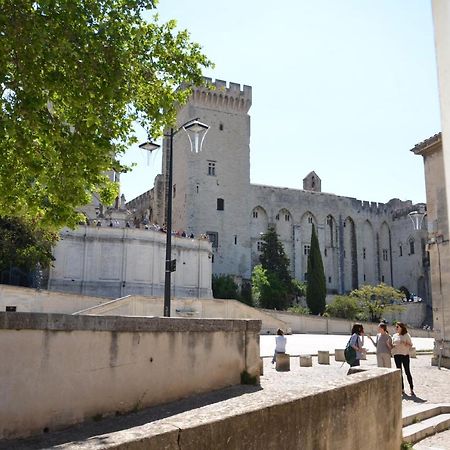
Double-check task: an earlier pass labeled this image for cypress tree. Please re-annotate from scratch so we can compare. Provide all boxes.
[306,224,327,314]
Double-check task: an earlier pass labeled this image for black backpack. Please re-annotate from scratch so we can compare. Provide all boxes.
[344,338,357,365]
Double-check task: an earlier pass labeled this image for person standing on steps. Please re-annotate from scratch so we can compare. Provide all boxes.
[391,322,415,396]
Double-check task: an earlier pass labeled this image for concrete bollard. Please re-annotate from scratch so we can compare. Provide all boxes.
[410,347,417,358]
[275,353,290,372]
[335,349,345,362]
[260,357,264,376]
[299,355,313,367]
[360,352,367,360]
[318,350,330,365]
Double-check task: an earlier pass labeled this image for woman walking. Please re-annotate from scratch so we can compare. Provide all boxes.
[368,323,393,368]
[392,322,414,395]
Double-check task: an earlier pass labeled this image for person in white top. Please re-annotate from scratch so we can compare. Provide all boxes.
[272,328,287,364]
[391,322,414,396]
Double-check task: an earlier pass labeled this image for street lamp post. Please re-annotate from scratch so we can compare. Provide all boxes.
[139,118,209,317]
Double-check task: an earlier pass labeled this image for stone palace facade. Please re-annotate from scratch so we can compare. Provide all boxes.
[127,79,430,311]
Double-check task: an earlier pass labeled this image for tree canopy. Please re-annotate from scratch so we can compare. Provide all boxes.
[0,0,212,229]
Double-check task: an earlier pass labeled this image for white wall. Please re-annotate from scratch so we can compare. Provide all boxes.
[48,226,213,299]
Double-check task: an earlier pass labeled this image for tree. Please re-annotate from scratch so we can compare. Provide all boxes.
[349,283,404,322]
[0,216,58,284]
[252,227,293,310]
[306,224,326,315]
[251,264,290,310]
[212,274,238,299]
[325,295,360,320]
[0,0,212,229]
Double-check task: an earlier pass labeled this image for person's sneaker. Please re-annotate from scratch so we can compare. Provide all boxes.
[410,390,415,396]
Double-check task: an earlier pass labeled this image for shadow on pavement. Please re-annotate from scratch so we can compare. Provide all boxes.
[1,384,262,450]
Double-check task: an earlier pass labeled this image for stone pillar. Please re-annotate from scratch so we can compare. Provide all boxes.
[275,353,290,372]
[431,1,450,369]
[318,351,330,365]
[299,355,313,367]
[335,349,345,362]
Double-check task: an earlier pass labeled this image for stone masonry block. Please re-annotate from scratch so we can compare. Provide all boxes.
[276,353,290,372]
[335,349,345,362]
[318,350,330,365]
[299,355,312,367]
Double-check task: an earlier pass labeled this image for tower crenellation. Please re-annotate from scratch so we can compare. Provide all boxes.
[191,78,252,112]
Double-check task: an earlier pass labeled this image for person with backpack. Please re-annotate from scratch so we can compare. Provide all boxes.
[367,322,393,368]
[392,322,415,396]
[346,323,367,369]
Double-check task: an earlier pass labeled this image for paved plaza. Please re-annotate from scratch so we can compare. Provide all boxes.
[259,333,435,357]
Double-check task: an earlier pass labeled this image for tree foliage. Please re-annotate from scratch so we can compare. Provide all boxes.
[0,0,212,229]
[306,224,326,314]
[325,295,360,320]
[251,227,293,310]
[0,216,57,273]
[212,274,238,300]
[349,283,404,322]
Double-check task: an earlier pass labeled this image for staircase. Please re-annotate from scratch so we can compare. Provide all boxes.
[402,404,450,446]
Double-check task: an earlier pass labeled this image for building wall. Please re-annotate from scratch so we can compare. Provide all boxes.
[0,312,261,440]
[431,1,450,368]
[48,226,213,299]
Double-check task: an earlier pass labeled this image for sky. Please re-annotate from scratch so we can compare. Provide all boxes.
[119,0,441,205]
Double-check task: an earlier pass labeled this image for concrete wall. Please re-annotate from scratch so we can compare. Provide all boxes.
[0,312,261,440]
[48,226,213,299]
[264,309,435,338]
[0,286,285,334]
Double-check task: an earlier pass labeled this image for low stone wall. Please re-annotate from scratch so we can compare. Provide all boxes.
[42,368,402,450]
[264,309,436,338]
[0,312,261,440]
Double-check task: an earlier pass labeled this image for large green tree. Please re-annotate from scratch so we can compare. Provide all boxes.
[0,0,212,229]
[252,227,292,310]
[306,224,326,314]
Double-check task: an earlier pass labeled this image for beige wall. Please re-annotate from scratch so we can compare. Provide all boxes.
[49,226,213,299]
[264,309,434,338]
[0,313,261,440]
[430,1,450,367]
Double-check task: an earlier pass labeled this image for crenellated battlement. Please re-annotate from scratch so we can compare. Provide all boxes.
[190,78,252,113]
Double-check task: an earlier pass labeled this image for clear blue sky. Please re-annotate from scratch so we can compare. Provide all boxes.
[120,0,441,205]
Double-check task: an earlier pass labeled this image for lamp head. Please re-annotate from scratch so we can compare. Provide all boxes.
[138,141,160,152]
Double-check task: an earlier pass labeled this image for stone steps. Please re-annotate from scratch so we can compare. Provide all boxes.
[402,404,450,445]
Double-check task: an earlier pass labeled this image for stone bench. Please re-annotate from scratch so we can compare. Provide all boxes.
[299,355,312,367]
[318,350,330,365]
[335,349,345,362]
[276,353,290,372]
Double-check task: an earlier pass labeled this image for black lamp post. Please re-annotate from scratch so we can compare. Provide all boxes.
[139,118,209,317]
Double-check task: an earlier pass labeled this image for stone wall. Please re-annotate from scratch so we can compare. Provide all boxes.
[0,312,261,440]
[48,226,213,299]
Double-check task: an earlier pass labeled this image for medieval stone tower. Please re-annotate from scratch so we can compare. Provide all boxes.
[159,79,253,277]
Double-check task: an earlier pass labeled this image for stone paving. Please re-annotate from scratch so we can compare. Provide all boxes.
[2,353,448,449]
